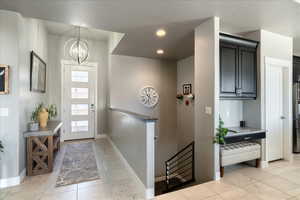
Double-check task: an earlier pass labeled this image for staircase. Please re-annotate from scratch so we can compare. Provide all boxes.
[155,141,195,195]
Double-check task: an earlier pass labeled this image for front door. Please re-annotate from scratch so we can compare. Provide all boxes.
[266,65,284,161]
[62,63,96,140]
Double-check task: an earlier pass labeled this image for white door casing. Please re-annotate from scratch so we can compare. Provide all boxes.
[61,60,98,141]
[265,57,292,162]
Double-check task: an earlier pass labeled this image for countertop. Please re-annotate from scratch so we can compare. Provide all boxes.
[24,121,63,137]
[226,127,266,137]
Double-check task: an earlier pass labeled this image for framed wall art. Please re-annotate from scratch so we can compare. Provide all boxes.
[0,64,9,94]
[30,51,46,93]
[183,84,192,95]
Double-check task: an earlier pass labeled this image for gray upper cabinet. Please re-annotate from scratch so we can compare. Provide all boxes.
[220,33,258,99]
[220,43,239,97]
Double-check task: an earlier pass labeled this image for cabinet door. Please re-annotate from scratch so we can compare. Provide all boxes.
[293,56,300,82]
[220,43,239,97]
[239,47,257,98]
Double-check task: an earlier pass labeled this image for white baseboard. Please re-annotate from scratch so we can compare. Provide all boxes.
[95,134,107,139]
[106,136,153,199]
[20,168,26,183]
[145,188,154,199]
[215,171,221,181]
[260,160,269,168]
[0,168,26,188]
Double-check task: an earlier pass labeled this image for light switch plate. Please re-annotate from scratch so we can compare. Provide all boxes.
[0,108,8,117]
[205,106,212,115]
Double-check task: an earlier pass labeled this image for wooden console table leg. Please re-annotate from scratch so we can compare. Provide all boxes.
[48,136,54,172]
[255,159,260,168]
[220,166,224,177]
[27,137,33,176]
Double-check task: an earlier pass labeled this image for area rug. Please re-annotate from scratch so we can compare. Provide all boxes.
[56,142,100,187]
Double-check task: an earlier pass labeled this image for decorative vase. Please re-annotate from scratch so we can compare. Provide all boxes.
[39,108,49,128]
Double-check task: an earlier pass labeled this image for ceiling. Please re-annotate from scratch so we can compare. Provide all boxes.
[44,20,111,41]
[1,0,300,60]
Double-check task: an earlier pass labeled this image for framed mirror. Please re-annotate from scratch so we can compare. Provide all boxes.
[30,51,46,93]
[0,64,9,94]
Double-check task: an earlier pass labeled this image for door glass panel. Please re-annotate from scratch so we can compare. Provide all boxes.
[72,104,89,115]
[72,88,89,99]
[72,71,88,82]
[72,121,89,132]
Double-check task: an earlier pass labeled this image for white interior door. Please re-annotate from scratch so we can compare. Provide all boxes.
[266,65,284,161]
[63,64,96,140]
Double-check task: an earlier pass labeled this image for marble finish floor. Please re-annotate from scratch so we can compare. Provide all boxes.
[3,138,300,200]
[155,155,300,200]
[0,138,145,200]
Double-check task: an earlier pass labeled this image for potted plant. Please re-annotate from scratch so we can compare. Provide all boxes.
[29,103,43,131]
[214,117,228,145]
[176,94,184,100]
[29,103,57,130]
[0,140,3,153]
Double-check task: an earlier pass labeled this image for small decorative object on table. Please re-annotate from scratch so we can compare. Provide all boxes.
[39,108,49,128]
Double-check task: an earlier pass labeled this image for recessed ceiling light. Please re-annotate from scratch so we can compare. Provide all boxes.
[294,0,300,3]
[156,29,166,37]
[156,49,164,55]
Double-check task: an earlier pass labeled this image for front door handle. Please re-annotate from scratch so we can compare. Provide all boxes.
[90,104,95,112]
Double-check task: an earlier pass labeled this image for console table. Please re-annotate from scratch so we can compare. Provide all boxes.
[24,121,63,176]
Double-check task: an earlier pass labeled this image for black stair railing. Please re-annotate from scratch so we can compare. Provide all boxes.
[165,141,195,191]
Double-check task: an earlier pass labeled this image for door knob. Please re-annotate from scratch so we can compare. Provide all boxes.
[280,116,286,120]
[90,104,95,112]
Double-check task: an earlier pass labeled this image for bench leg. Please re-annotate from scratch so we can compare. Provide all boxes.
[255,159,260,168]
[220,166,224,177]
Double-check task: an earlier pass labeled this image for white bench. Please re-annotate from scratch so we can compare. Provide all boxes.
[220,141,261,177]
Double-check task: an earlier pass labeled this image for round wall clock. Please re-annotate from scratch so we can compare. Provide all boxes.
[139,86,159,108]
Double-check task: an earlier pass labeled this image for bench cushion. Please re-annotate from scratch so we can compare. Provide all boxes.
[221,142,261,167]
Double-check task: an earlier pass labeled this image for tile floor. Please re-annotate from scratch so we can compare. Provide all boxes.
[0,138,145,200]
[155,156,300,200]
[2,138,300,200]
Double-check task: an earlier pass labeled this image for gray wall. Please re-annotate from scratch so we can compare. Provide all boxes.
[47,34,109,135]
[109,55,177,176]
[243,30,293,162]
[194,17,220,183]
[177,56,195,150]
[18,18,48,174]
[0,10,21,179]
[0,10,48,179]
[108,110,148,186]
